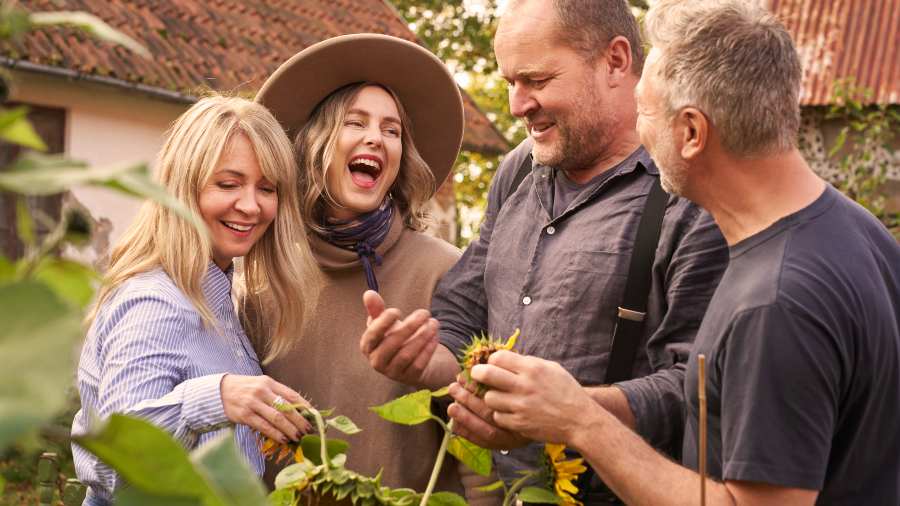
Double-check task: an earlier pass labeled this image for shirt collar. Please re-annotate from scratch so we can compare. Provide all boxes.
[202,261,233,309]
[531,145,657,179]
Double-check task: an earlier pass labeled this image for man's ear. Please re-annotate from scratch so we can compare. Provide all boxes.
[604,36,633,86]
[677,107,708,160]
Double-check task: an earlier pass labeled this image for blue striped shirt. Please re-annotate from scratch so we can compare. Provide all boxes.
[71,263,265,505]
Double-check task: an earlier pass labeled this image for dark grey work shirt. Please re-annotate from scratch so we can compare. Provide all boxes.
[681,186,900,504]
[433,139,729,493]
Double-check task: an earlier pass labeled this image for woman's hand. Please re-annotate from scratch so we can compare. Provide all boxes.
[220,374,313,443]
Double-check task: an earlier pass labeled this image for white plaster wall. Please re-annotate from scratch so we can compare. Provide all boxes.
[9,70,187,254]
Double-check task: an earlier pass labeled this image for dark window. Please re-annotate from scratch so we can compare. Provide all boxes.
[1,103,66,260]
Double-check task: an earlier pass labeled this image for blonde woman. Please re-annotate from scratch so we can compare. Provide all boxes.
[255,34,499,504]
[71,96,319,506]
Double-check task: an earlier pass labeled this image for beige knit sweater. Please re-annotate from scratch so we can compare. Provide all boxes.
[261,212,482,498]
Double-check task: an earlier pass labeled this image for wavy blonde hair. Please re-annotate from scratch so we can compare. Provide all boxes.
[294,82,434,233]
[87,95,318,362]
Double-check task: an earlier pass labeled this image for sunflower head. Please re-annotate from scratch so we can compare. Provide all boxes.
[458,329,520,394]
[259,435,305,465]
[541,443,588,506]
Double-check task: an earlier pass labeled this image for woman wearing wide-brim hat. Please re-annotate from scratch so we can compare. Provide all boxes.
[255,34,500,504]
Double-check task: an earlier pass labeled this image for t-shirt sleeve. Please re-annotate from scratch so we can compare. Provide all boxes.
[718,302,839,490]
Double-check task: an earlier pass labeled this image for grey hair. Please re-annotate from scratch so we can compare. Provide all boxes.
[506,0,645,74]
[644,0,802,157]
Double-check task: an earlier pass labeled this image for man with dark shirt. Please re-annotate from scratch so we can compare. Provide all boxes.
[358,0,728,503]
[462,1,900,504]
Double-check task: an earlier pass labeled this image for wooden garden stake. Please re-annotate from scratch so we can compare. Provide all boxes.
[698,354,708,506]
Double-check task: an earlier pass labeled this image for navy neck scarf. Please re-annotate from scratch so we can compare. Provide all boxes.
[320,197,394,292]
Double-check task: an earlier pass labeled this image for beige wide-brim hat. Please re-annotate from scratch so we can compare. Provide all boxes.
[256,33,464,189]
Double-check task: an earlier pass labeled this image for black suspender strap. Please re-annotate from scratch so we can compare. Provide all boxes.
[501,152,667,384]
[604,175,668,384]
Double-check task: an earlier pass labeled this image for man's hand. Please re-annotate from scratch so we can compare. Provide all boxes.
[470,350,595,445]
[360,290,440,387]
[447,380,530,450]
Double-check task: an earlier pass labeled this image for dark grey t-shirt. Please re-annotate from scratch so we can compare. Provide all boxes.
[682,186,900,504]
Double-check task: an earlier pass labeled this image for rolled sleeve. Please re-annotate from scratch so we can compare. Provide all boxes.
[168,373,229,432]
[618,204,728,450]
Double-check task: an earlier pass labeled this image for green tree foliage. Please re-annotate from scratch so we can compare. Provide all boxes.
[825,78,899,238]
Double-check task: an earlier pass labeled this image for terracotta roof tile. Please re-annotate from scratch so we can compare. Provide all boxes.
[3,0,509,154]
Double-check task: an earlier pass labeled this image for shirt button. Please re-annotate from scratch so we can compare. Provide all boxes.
[546,226,556,235]
[522,296,532,305]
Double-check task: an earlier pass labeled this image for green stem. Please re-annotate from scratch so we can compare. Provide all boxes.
[419,419,453,506]
[308,407,330,470]
[501,472,535,506]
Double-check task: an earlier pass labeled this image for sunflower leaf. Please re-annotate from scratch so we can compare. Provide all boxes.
[431,386,450,397]
[426,491,467,506]
[299,436,348,466]
[517,487,561,504]
[447,435,491,476]
[370,390,433,425]
[326,415,361,435]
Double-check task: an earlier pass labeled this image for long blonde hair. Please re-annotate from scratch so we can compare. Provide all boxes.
[295,82,435,233]
[87,95,318,362]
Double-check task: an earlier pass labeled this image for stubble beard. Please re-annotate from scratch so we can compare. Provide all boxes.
[653,127,689,196]
[531,88,613,173]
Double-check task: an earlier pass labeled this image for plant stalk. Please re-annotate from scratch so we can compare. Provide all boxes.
[501,473,533,506]
[310,407,330,470]
[419,419,453,506]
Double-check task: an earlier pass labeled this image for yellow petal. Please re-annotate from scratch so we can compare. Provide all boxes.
[556,478,579,494]
[504,328,520,350]
[545,443,566,461]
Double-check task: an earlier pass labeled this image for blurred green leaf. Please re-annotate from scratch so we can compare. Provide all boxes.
[426,491,467,506]
[0,153,205,233]
[117,487,203,506]
[0,257,13,282]
[0,280,81,448]
[29,11,150,58]
[73,414,222,505]
[0,107,47,150]
[0,4,31,39]
[326,415,361,435]
[370,390,433,426]
[298,435,348,466]
[15,198,34,246]
[431,386,450,397]
[266,488,296,506]
[32,257,96,308]
[191,432,268,506]
[447,435,491,476]
[517,487,561,504]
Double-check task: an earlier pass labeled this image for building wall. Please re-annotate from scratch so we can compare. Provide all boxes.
[9,70,186,261]
[798,107,900,213]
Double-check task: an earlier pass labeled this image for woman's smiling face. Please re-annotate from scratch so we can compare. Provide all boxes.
[324,85,403,220]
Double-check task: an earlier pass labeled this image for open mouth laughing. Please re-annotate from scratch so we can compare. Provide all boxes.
[348,154,383,189]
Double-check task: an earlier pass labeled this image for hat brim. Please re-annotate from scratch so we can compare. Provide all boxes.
[256,34,464,190]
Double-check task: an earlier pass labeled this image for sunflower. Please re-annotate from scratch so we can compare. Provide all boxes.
[543,443,588,506]
[258,435,305,464]
[458,329,520,393]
